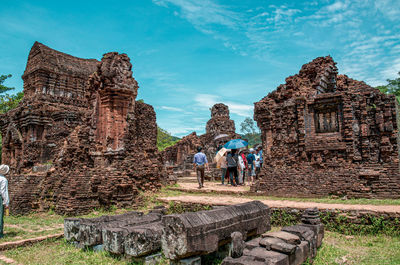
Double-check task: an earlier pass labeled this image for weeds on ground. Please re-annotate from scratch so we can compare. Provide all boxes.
[313,231,400,265]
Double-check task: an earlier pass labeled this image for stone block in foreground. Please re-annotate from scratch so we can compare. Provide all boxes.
[222,208,325,265]
[161,200,270,260]
[102,217,164,257]
[64,211,143,243]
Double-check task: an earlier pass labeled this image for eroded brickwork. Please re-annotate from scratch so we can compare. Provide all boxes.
[254,56,400,198]
[0,42,97,171]
[1,43,166,215]
[161,103,239,167]
[161,132,201,166]
[205,103,236,138]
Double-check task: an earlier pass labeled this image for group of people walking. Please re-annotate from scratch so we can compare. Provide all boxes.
[219,147,263,186]
[193,145,263,189]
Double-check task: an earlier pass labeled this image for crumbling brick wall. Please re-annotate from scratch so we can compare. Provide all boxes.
[2,43,166,215]
[161,132,201,166]
[254,56,400,199]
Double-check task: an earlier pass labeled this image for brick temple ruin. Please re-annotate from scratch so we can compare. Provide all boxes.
[0,42,166,214]
[161,103,239,168]
[254,56,400,198]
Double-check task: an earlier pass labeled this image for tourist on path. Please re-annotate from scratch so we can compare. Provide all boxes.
[193,147,209,189]
[227,149,239,186]
[246,149,256,185]
[0,165,9,238]
[255,149,261,178]
[257,146,263,168]
[219,152,228,185]
[238,150,247,185]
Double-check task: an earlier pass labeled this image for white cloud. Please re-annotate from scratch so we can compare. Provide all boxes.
[380,57,400,80]
[159,106,184,111]
[153,0,240,30]
[326,1,347,12]
[153,0,400,86]
[194,94,253,117]
[375,0,400,21]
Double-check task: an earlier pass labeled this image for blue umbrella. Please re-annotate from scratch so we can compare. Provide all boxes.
[224,139,248,150]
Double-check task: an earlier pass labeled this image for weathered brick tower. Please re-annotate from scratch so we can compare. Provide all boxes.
[254,56,400,198]
[0,42,98,170]
[0,42,166,215]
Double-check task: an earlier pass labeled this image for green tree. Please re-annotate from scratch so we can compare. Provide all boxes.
[0,75,23,114]
[0,92,23,114]
[0,74,15,94]
[0,74,24,160]
[240,117,257,135]
[377,72,400,102]
[157,126,180,151]
[240,117,261,147]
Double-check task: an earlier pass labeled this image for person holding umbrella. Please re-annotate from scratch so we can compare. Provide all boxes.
[214,147,230,185]
[226,149,239,186]
[220,152,228,185]
[224,139,248,187]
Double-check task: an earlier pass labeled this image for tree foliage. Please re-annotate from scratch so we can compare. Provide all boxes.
[157,126,180,151]
[0,74,15,94]
[0,92,23,114]
[377,72,400,102]
[0,74,23,114]
[0,74,24,160]
[240,117,261,147]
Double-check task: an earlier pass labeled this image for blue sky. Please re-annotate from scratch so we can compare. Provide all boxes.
[0,0,399,137]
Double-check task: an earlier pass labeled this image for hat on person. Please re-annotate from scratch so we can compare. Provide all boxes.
[0,165,9,175]
[249,148,254,152]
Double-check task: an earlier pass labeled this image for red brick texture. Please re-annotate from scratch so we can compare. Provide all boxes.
[253,56,400,199]
[1,43,166,215]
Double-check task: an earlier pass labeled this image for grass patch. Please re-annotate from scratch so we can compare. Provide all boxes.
[313,231,400,264]
[4,239,127,265]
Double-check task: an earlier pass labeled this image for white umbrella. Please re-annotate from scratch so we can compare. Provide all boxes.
[214,134,229,141]
[214,147,230,163]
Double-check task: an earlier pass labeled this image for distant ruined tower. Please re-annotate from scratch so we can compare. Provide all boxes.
[205,103,236,138]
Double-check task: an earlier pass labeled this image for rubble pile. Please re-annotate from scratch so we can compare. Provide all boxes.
[222,208,324,265]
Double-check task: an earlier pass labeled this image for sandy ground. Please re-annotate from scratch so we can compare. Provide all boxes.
[174,181,250,193]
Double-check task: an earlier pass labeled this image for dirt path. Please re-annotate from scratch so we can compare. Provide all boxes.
[160,195,400,214]
[0,233,63,251]
[5,224,63,233]
[172,181,250,194]
[0,255,20,264]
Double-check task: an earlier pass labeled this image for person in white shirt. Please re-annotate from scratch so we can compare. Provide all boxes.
[254,151,261,178]
[238,150,246,185]
[0,164,9,238]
